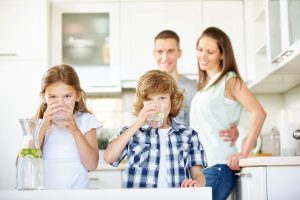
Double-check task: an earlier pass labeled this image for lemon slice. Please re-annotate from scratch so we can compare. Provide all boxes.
[20,148,42,159]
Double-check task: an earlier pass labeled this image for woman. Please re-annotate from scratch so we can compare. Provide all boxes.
[190,27,266,200]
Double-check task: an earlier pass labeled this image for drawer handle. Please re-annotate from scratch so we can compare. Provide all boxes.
[89,177,100,181]
[0,53,17,57]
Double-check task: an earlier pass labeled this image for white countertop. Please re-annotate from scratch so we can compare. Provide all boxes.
[95,163,126,171]
[0,188,211,200]
[239,156,300,167]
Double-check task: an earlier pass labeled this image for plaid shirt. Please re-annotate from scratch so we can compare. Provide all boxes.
[112,118,207,188]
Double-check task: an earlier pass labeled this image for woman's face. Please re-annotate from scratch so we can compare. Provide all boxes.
[197,36,223,75]
[44,81,80,109]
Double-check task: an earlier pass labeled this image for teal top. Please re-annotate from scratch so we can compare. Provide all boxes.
[190,72,242,167]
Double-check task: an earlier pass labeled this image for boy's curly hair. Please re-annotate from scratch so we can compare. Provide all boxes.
[133,70,184,118]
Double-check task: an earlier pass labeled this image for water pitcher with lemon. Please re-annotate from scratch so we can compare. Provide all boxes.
[16,118,44,190]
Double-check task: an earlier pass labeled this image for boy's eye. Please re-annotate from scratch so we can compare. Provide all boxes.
[159,96,166,100]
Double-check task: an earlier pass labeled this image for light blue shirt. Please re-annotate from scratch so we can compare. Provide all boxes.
[190,72,242,167]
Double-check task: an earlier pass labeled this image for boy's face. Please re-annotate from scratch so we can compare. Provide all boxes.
[153,38,182,74]
[144,93,171,127]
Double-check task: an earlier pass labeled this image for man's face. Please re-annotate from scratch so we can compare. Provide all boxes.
[153,38,182,74]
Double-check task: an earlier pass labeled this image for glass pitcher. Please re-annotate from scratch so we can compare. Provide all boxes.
[16,118,44,190]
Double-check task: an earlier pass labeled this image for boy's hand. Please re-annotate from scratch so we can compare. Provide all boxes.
[180,179,200,187]
[137,101,159,126]
[219,123,239,146]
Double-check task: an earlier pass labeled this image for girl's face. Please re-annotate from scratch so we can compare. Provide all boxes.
[44,81,80,109]
[197,36,223,76]
[144,93,171,127]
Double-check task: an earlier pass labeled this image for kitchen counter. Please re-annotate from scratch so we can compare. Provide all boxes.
[96,163,126,171]
[239,156,300,167]
[0,188,211,200]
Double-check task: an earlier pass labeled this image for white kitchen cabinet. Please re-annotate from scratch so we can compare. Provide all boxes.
[235,167,267,200]
[202,0,246,81]
[88,164,124,189]
[245,0,300,93]
[120,0,245,87]
[0,0,48,61]
[51,1,121,93]
[0,61,48,189]
[235,157,300,200]
[120,0,202,86]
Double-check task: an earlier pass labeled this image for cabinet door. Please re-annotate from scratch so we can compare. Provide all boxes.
[51,2,121,93]
[120,1,202,83]
[0,61,47,189]
[235,167,267,200]
[88,170,123,189]
[0,0,48,60]
[202,0,246,81]
[267,166,300,200]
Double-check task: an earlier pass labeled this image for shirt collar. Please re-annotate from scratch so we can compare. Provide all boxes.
[139,118,180,134]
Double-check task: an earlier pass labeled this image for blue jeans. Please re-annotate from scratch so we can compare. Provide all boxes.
[203,164,238,200]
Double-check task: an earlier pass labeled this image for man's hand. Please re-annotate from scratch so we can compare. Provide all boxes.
[219,123,239,146]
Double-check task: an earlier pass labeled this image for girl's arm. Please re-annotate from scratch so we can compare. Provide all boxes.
[181,166,205,187]
[227,77,267,170]
[72,128,99,171]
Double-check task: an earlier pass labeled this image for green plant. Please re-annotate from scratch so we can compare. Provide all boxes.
[98,138,109,150]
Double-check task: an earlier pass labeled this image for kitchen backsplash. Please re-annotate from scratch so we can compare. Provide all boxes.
[86,89,136,141]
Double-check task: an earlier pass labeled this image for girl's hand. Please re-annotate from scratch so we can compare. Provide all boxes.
[180,179,200,187]
[42,101,64,129]
[227,152,247,171]
[60,103,81,135]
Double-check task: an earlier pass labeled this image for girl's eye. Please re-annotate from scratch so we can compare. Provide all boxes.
[65,94,72,98]
[49,96,56,99]
[208,51,214,54]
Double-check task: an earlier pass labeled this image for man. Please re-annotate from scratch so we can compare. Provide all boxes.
[153,30,238,145]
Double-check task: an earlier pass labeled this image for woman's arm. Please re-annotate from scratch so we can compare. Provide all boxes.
[226,78,267,170]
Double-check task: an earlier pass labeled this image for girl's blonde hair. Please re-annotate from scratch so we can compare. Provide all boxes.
[133,70,183,118]
[35,64,91,119]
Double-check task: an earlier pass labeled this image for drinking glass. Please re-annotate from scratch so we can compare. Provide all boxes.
[146,104,164,128]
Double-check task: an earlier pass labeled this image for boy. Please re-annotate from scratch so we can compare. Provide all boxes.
[104,70,207,188]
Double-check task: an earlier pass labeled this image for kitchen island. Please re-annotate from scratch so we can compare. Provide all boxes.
[235,156,300,200]
[0,187,212,200]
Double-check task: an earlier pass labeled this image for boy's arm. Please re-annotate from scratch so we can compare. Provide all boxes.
[180,166,205,187]
[103,120,143,164]
[104,101,157,164]
[190,165,206,186]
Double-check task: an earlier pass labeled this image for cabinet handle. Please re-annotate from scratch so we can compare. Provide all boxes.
[272,57,283,63]
[0,53,17,57]
[89,177,100,181]
[235,172,252,178]
[281,50,294,58]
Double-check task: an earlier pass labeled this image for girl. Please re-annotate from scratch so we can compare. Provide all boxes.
[190,27,266,200]
[35,64,101,189]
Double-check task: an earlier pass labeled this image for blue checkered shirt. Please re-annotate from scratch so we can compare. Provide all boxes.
[111,118,207,188]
